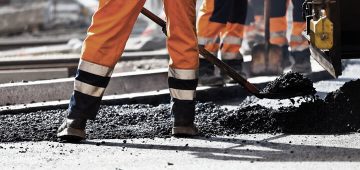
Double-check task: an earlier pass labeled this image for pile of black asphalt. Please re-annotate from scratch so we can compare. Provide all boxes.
[1,78,359,142]
[261,71,317,96]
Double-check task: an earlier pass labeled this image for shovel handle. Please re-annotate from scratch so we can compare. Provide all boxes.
[141,8,167,35]
[140,7,260,95]
[264,0,271,68]
[198,46,260,95]
[264,0,271,45]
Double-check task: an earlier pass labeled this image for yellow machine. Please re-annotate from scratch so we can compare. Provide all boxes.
[309,10,333,50]
[303,0,360,77]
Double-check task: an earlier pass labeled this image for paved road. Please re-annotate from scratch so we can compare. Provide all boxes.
[1,60,360,169]
[1,134,359,170]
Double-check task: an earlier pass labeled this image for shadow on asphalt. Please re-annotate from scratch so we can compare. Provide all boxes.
[82,134,360,162]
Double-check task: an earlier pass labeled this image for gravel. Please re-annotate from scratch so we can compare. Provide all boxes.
[261,72,316,96]
[1,79,359,142]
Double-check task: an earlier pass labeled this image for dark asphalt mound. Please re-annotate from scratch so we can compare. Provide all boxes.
[262,72,316,96]
[275,79,360,133]
[1,80,360,142]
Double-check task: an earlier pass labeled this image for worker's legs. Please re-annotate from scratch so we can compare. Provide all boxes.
[244,1,256,51]
[69,0,145,120]
[269,0,288,47]
[270,0,290,68]
[290,0,311,72]
[198,0,225,55]
[252,0,265,43]
[197,0,225,86]
[57,0,146,140]
[244,0,264,50]
[164,0,199,136]
[220,0,247,81]
[252,0,264,16]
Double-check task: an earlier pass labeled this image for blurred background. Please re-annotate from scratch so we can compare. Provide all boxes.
[0,0,307,84]
[0,0,172,83]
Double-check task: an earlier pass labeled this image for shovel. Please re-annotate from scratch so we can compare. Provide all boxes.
[250,0,283,76]
[140,7,309,99]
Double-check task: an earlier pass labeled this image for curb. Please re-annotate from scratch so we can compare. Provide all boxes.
[0,70,333,115]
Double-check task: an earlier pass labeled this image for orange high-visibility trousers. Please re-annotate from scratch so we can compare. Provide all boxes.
[244,0,265,45]
[68,0,199,120]
[82,0,198,69]
[197,0,247,60]
[270,0,309,52]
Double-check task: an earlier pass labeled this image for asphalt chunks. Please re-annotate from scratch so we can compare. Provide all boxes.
[1,80,360,142]
[261,71,316,96]
[276,79,360,133]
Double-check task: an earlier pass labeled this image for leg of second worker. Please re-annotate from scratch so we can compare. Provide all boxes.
[270,0,290,68]
[252,0,265,34]
[164,0,199,136]
[244,0,265,51]
[244,0,256,55]
[290,0,311,73]
[197,0,226,86]
[57,0,146,141]
[221,0,247,82]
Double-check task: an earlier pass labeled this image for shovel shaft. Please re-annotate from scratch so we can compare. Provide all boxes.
[264,0,271,66]
[141,8,167,35]
[198,46,260,95]
[140,7,261,96]
[264,0,271,45]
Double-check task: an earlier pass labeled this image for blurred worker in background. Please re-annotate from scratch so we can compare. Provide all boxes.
[244,0,265,55]
[0,0,10,5]
[270,0,311,72]
[197,0,248,85]
[57,0,200,141]
[244,0,311,74]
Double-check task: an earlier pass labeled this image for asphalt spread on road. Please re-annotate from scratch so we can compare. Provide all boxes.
[1,77,359,142]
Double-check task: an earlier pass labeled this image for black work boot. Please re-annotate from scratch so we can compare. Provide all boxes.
[171,100,198,137]
[291,48,312,73]
[198,58,224,86]
[57,118,87,142]
[222,59,246,84]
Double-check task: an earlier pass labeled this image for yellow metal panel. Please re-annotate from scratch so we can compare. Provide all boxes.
[309,17,334,50]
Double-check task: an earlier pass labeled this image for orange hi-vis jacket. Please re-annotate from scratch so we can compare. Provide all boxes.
[67,0,199,120]
[197,0,248,60]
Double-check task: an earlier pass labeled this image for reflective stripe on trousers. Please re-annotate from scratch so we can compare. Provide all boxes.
[68,0,199,120]
[168,67,198,117]
[197,0,246,60]
[290,21,309,52]
[69,59,113,119]
[269,0,307,48]
[168,67,197,101]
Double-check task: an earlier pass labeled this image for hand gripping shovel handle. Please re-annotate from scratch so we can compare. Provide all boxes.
[140,7,261,97]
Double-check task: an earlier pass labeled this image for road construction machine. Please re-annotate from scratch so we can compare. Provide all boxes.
[303,0,360,77]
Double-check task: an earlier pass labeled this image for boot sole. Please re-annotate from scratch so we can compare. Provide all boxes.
[172,126,198,137]
[57,127,86,142]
